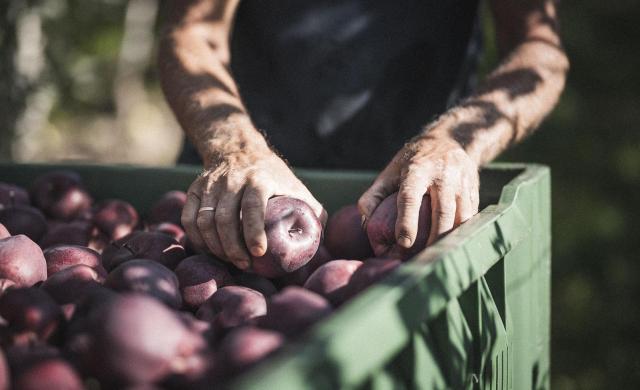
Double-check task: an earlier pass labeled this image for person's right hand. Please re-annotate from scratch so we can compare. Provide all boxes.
[181,148,326,270]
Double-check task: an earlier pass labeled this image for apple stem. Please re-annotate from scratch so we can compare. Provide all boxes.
[288,228,303,236]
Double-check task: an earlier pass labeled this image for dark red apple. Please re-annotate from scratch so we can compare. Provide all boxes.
[105,259,182,309]
[41,265,105,305]
[43,245,105,277]
[147,191,186,226]
[276,245,333,287]
[196,286,266,331]
[0,206,47,242]
[216,326,283,377]
[0,288,64,346]
[86,294,208,386]
[303,259,363,305]
[325,204,373,260]
[29,171,92,221]
[92,199,140,241]
[344,258,402,300]
[0,235,47,289]
[39,220,107,251]
[366,193,431,260]
[174,254,233,310]
[0,348,8,390]
[12,357,83,390]
[0,182,30,208]
[148,222,185,242]
[249,197,322,278]
[234,273,277,297]
[259,286,332,337]
[0,224,9,239]
[101,231,186,271]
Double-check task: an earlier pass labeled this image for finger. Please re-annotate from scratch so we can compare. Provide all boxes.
[454,175,480,226]
[241,181,272,257]
[216,190,251,269]
[358,163,401,225]
[196,181,224,258]
[427,182,457,245]
[395,169,431,248]
[182,178,206,252]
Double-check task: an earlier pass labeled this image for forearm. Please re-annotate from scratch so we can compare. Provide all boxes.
[158,0,270,168]
[427,5,569,166]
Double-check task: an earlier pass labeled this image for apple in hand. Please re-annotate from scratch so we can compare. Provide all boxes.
[249,197,322,278]
[366,193,431,260]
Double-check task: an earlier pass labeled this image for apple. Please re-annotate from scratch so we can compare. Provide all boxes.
[276,245,333,287]
[325,204,373,260]
[196,286,266,331]
[43,245,105,277]
[92,199,139,241]
[0,235,47,289]
[216,326,283,378]
[303,259,363,306]
[147,191,187,226]
[0,288,64,346]
[259,286,332,337]
[174,254,233,310]
[249,197,322,278]
[0,182,30,208]
[29,171,92,221]
[0,206,47,242]
[366,193,431,260]
[101,231,186,271]
[343,258,401,300]
[41,265,105,305]
[0,223,10,239]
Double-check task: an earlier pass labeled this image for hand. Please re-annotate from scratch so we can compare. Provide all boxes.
[358,133,479,248]
[182,149,326,270]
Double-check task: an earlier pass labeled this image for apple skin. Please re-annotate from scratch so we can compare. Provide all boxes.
[147,191,187,226]
[366,193,431,260]
[12,357,84,390]
[101,231,186,271]
[196,286,266,331]
[148,222,185,243]
[29,171,93,221]
[41,264,105,305]
[325,204,373,260]
[303,259,363,306]
[92,199,140,241]
[106,259,182,309]
[0,182,30,208]
[85,294,208,386]
[275,245,333,287]
[234,273,278,297]
[0,235,47,289]
[43,245,105,277]
[249,197,322,279]
[216,326,284,378]
[0,223,10,239]
[343,258,402,300]
[259,286,332,337]
[0,205,48,242]
[0,288,64,346]
[174,254,234,310]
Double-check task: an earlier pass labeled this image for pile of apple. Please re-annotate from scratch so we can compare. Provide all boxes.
[0,170,430,389]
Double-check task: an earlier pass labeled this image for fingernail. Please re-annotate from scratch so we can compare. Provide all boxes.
[250,245,265,257]
[360,215,367,229]
[397,236,412,248]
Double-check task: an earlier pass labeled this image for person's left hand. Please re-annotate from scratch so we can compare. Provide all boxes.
[358,131,480,249]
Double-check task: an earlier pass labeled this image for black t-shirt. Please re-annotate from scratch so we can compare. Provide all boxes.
[178,0,481,169]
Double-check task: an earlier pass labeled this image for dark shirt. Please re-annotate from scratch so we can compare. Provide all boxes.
[178,0,481,169]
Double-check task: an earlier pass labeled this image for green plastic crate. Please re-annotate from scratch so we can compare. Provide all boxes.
[0,162,550,390]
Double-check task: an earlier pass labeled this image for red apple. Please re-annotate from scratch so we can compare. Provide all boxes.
[101,231,186,271]
[41,265,105,305]
[276,245,333,287]
[0,235,47,289]
[259,286,332,337]
[147,191,186,226]
[29,171,92,221]
[0,182,30,208]
[0,224,9,239]
[216,326,283,377]
[92,199,139,241]
[196,286,266,331]
[0,206,47,242]
[105,259,182,309]
[43,245,105,277]
[343,258,402,300]
[234,273,277,297]
[174,254,233,310]
[249,197,322,278]
[12,357,83,390]
[0,288,64,346]
[325,204,373,260]
[147,222,185,242]
[366,193,431,260]
[303,259,363,305]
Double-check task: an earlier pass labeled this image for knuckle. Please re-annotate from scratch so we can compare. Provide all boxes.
[397,190,420,208]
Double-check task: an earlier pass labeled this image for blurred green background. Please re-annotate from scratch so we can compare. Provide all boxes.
[1,1,638,388]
